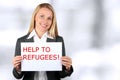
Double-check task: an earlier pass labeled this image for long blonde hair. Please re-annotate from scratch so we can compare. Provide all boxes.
[28,3,58,38]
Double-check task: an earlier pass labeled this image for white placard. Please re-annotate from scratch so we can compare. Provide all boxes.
[21,42,62,71]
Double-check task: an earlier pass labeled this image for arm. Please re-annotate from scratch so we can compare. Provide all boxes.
[12,39,24,79]
[56,36,73,78]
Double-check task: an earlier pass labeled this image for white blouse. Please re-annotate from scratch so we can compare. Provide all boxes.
[27,30,53,80]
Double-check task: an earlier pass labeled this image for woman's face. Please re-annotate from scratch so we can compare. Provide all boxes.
[35,7,53,33]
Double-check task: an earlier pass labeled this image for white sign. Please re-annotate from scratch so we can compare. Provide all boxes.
[21,42,62,71]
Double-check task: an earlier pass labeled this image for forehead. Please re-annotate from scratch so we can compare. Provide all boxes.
[37,8,53,16]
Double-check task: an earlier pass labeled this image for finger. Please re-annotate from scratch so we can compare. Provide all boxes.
[61,56,72,68]
[13,58,22,63]
[13,63,20,68]
[14,62,21,67]
[12,56,22,67]
[13,56,22,63]
[62,62,71,69]
[13,57,22,64]
[62,60,71,65]
[61,56,72,62]
[13,59,21,66]
[14,56,22,61]
[61,56,72,64]
[62,61,71,67]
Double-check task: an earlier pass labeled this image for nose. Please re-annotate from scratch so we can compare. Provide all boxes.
[42,18,48,24]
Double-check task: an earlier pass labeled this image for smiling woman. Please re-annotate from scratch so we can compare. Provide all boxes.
[12,3,73,80]
[34,7,53,38]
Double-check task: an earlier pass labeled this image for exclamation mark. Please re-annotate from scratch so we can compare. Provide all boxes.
[58,54,60,60]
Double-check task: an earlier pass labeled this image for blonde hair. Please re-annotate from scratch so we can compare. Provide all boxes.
[28,3,58,38]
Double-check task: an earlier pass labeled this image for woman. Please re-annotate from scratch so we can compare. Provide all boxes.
[12,3,73,80]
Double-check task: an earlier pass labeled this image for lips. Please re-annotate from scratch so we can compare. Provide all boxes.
[40,23,47,28]
[41,25,47,28]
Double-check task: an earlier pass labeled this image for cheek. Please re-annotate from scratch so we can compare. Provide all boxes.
[48,22,52,28]
[35,18,40,23]
[49,21,52,26]
[35,15,41,23]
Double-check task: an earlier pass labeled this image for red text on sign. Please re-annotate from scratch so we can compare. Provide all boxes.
[23,47,39,52]
[22,54,60,60]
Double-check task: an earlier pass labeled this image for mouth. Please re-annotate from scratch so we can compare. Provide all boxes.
[41,26,47,29]
[40,24,47,28]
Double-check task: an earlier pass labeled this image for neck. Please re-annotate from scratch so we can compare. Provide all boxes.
[35,28,46,39]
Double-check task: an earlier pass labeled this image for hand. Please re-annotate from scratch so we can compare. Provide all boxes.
[12,56,22,72]
[61,56,72,70]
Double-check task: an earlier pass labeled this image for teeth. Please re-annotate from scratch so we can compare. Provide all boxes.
[41,25,46,28]
[41,24,46,27]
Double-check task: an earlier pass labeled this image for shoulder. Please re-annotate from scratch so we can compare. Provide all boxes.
[17,33,29,42]
[56,35,64,42]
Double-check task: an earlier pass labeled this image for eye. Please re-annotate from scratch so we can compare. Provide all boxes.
[48,17,52,20]
[39,15,44,18]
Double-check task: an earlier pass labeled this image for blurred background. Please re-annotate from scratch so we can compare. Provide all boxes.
[0,0,120,80]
